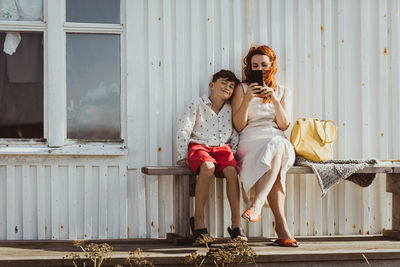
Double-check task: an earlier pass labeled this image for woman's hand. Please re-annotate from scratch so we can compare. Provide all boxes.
[259,86,279,104]
[244,83,263,103]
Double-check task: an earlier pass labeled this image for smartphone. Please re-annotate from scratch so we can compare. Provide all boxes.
[250,70,264,87]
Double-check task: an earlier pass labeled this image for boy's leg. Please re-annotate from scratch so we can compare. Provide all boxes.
[222,166,242,229]
[194,161,215,229]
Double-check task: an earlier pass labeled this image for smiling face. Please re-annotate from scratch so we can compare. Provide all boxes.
[209,78,236,101]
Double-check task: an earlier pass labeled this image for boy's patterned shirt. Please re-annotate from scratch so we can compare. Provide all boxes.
[176,95,239,164]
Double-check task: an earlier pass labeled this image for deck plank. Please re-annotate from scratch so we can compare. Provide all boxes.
[0,236,399,266]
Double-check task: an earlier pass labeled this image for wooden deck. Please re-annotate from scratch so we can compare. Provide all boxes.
[0,236,399,266]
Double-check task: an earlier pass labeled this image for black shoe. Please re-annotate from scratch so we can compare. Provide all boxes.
[227,226,247,241]
[189,216,209,244]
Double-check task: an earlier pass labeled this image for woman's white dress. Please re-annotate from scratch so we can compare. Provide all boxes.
[237,83,295,205]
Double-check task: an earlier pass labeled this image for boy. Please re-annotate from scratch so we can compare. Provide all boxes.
[176,69,247,242]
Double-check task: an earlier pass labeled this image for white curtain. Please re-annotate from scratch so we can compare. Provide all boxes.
[0,0,42,21]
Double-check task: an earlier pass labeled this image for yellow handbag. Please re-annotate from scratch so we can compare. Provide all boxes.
[290,118,337,162]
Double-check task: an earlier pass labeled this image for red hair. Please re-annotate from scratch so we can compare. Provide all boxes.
[243,45,277,103]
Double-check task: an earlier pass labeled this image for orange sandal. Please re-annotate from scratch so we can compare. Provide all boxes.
[273,237,299,247]
[241,209,262,222]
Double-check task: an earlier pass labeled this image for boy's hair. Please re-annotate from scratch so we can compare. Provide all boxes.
[211,69,240,87]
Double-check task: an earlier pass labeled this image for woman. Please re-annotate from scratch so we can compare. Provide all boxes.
[232,44,298,247]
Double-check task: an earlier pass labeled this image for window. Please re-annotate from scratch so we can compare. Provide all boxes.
[65,0,122,140]
[66,33,121,139]
[0,0,124,145]
[0,0,44,139]
[0,32,43,138]
[66,0,120,24]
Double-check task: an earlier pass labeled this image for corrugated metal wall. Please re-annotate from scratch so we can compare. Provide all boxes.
[128,0,400,238]
[0,156,128,240]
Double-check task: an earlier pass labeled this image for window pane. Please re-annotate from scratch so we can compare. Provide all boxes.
[0,0,43,21]
[67,34,121,140]
[66,0,120,24]
[0,32,43,138]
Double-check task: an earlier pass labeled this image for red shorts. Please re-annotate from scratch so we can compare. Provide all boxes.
[187,143,238,178]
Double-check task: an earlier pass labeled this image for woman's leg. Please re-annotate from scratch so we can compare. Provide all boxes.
[247,142,285,216]
[222,166,242,229]
[267,171,292,239]
[194,161,215,229]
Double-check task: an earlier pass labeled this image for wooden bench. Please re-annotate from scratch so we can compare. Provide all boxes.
[142,165,400,242]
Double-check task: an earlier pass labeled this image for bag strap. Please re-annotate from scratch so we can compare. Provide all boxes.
[314,119,337,143]
[291,119,302,147]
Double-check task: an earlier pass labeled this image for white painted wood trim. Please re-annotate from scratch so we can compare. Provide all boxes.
[63,23,123,33]
[0,21,46,31]
[47,0,66,147]
[0,145,127,156]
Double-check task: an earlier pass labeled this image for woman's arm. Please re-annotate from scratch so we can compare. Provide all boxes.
[270,87,292,131]
[232,83,262,132]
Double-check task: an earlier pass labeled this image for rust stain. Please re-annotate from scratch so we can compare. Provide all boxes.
[389,202,391,206]
[307,54,311,59]
[381,133,384,137]
[172,225,175,231]
[321,25,324,33]
[366,230,370,235]
[383,47,387,55]
[359,229,362,234]
[84,234,87,238]
[158,147,162,152]
[361,83,366,86]
[341,39,344,43]
[159,60,162,67]
[342,122,346,126]
[151,221,154,227]
[127,226,130,238]
[15,226,18,233]
[306,222,309,228]
[272,221,275,228]
[158,17,161,21]
[60,225,64,230]
[208,18,210,22]
[345,218,348,222]
[384,14,387,18]
[352,224,356,229]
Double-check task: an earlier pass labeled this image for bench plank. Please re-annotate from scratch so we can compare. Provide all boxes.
[142,166,396,176]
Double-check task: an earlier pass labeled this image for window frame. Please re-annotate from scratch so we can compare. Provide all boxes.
[0,0,127,155]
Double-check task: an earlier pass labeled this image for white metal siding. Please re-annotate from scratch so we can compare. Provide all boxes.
[0,156,127,240]
[128,0,400,238]
[0,0,398,240]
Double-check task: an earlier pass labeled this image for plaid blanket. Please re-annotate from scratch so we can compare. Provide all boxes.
[294,156,378,196]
